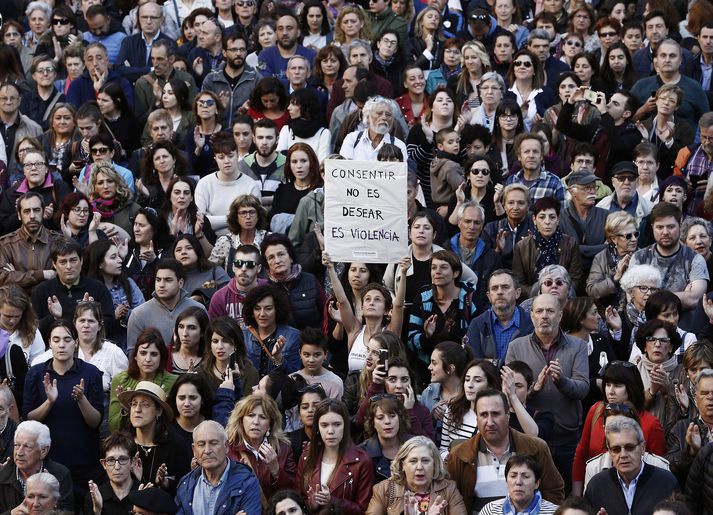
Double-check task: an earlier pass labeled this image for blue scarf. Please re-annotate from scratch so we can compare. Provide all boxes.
[502,490,543,515]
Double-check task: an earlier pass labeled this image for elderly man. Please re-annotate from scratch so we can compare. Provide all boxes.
[0,83,42,174]
[0,193,62,289]
[632,39,709,127]
[630,202,708,310]
[339,96,408,160]
[505,293,589,492]
[0,421,73,512]
[115,2,173,83]
[465,269,533,365]
[202,33,262,128]
[447,389,564,513]
[597,161,654,227]
[505,134,564,204]
[174,420,261,514]
[67,43,134,109]
[257,13,316,80]
[446,201,501,313]
[585,418,679,514]
[559,170,608,275]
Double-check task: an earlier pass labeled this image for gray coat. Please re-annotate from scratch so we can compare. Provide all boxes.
[586,247,623,308]
[558,203,608,270]
[505,331,589,437]
[202,65,263,127]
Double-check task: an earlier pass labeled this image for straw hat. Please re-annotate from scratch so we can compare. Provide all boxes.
[118,381,174,421]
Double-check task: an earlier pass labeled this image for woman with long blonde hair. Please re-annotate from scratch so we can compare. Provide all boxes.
[226,394,296,499]
[450,40,492,110]
[333,6,371,47]
[406,7,445,73]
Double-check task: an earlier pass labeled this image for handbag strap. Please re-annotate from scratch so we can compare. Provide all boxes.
[247,326,278,365]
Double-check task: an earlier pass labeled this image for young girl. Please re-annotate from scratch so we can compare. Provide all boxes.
[296,399,373,514]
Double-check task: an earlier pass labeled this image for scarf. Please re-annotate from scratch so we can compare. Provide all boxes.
[606,242,622,269]
[638,352,679,390]
[435,149,464,164]
[268,263,302,284]
[374,53,394,68]
[625,302,646,328]
[289,118,324,139]
[534,227,562,275]
[92,198,116,220]
[502,491,543,515]
[440,64,461,82]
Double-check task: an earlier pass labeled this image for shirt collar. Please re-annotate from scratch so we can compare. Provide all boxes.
[200,459,230,487]
[19,225,48,243]
[489,307,520,328]
[617,459,645,487]
[17,173,54,194]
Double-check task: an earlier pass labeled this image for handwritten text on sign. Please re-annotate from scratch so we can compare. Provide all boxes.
[324,159,408,263]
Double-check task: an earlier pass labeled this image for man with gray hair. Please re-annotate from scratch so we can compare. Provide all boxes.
[445,200,501,312]
[339,96,408,160]
[174,420,261,514]
[0,420,73,512]
[527,28,570,88]
[585,417,679,514]
[505,293,589,492]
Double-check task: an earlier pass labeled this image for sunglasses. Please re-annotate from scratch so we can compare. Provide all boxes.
[599,31,618,38]
[197,99,216,107]
[370,393,398,403]
[90,147,111,155]
[52,18,71,25]
[236,0,255,5]
[541,278,566,288]
[604,402,635,415]
[513,60,533,68]
[617,231,639,240]
[614,175,636,182]
[565,40,582,47]
[470,167,490,176]
[233,259,257,269]
[608,442,641,454]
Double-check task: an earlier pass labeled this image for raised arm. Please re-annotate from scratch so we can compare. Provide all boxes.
[322,252,361,338]
[387,256,411,336]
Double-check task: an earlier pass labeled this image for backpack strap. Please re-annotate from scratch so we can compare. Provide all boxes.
[590,401,606,434]
[353,130,364,149]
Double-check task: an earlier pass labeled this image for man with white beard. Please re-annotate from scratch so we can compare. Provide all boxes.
[339,96,408,160]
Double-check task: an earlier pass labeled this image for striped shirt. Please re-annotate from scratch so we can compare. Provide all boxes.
[439,407,477,460]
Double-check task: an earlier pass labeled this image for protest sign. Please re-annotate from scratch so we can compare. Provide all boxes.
[324,159,408,263]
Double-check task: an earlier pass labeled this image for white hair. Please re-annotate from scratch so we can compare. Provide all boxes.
[605,417,644,446]
[25,1,52,19]
[15,421,51,449]
[362,96,394,128]
[26,472,60,501]
[456,200,485,223]
[619,264,662,295]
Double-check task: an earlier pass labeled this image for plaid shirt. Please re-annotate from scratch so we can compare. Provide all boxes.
[505,169,565,204]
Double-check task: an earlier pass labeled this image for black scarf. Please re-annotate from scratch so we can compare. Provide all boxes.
[289,118,324,139]
[534,227,563,274]
[435,149,465,165]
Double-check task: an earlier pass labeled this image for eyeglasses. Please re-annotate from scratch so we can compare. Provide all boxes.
[599,31,618,38]
[233,259,258,269]
[565,40,582,47]
[370,393,398,403]
[298,383,326,395]
[91,147,111,156]
[499,113,516,119]
[645,335,671,345]
[470,13,489,21]
[635,285,659,294]
[513,60,533,68]
[608,442,641,454]
[197,99,216,107]
[574,13,590,19]
[542,278,566,288]
[380,38,398,46]
[470,167,490,176]
[616,231,639,240]
[238,209,257,217]
[52,18,71,25]
[24,161,46,170]
[71,207,90,215]
[35,67,55,75]
[635,159,656,167]
[103,456,131,467]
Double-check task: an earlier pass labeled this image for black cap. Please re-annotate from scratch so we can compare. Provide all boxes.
[566,170,598,186]
[611,161,638,177]
[127,488,178,514]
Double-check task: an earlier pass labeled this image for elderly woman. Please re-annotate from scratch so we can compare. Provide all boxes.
[260,233,325,330]
[612,264,663,360]
[2,21,33,74]
[512,196,583,297]
[681,217,713,292]
[634,319,683,435]
[22,472,62,514]
[366,435,466,514]
[479,454,559,514]
[466,71,505,133]
[23,1,52,52]
[208,194,268,274]
[587,211,639,309]
[225,394,295,499]
[519,265,574,314]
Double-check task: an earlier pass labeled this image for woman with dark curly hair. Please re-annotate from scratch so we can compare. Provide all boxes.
[136,141,190,210]
[185,90,227,176]
[55,191,105,246]
[242,284,302,376]
[309,44,347,97]
[277,88,330,161]
[208,194,269,274]
[246,77,289,131]
[160,176,216,253]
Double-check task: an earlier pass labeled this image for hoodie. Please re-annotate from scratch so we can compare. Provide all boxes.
[208,278,269,326]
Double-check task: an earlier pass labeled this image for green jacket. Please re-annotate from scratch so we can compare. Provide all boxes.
[367,7,408,43]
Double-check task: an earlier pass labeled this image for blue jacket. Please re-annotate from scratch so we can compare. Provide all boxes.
[632,44,695,81]
[243,324,301,375]
[175,460,262,515]
[66,70,134,110]
[465,306,533,365]
[115,31,175,83]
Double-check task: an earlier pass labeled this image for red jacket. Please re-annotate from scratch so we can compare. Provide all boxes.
[228,440,296,499]
[296,444,374,515]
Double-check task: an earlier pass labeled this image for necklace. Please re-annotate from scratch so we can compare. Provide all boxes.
[214,364,227,379]
[137,443,157,482]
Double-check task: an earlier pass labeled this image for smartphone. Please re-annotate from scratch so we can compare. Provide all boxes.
[650,90,657,98]
[583,89,598,103]
[229,352,237,371]
[379,349,389,370]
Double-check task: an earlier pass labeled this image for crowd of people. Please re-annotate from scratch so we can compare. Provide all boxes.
[3,0,713,513]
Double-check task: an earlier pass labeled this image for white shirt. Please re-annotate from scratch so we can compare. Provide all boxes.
[339,130,408,161]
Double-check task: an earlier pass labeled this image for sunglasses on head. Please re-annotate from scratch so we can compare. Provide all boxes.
[233,259,257,269]
[298,383,326,395]
[598,359,636,378]
[604,402,635,415]
[513,60,533,68]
